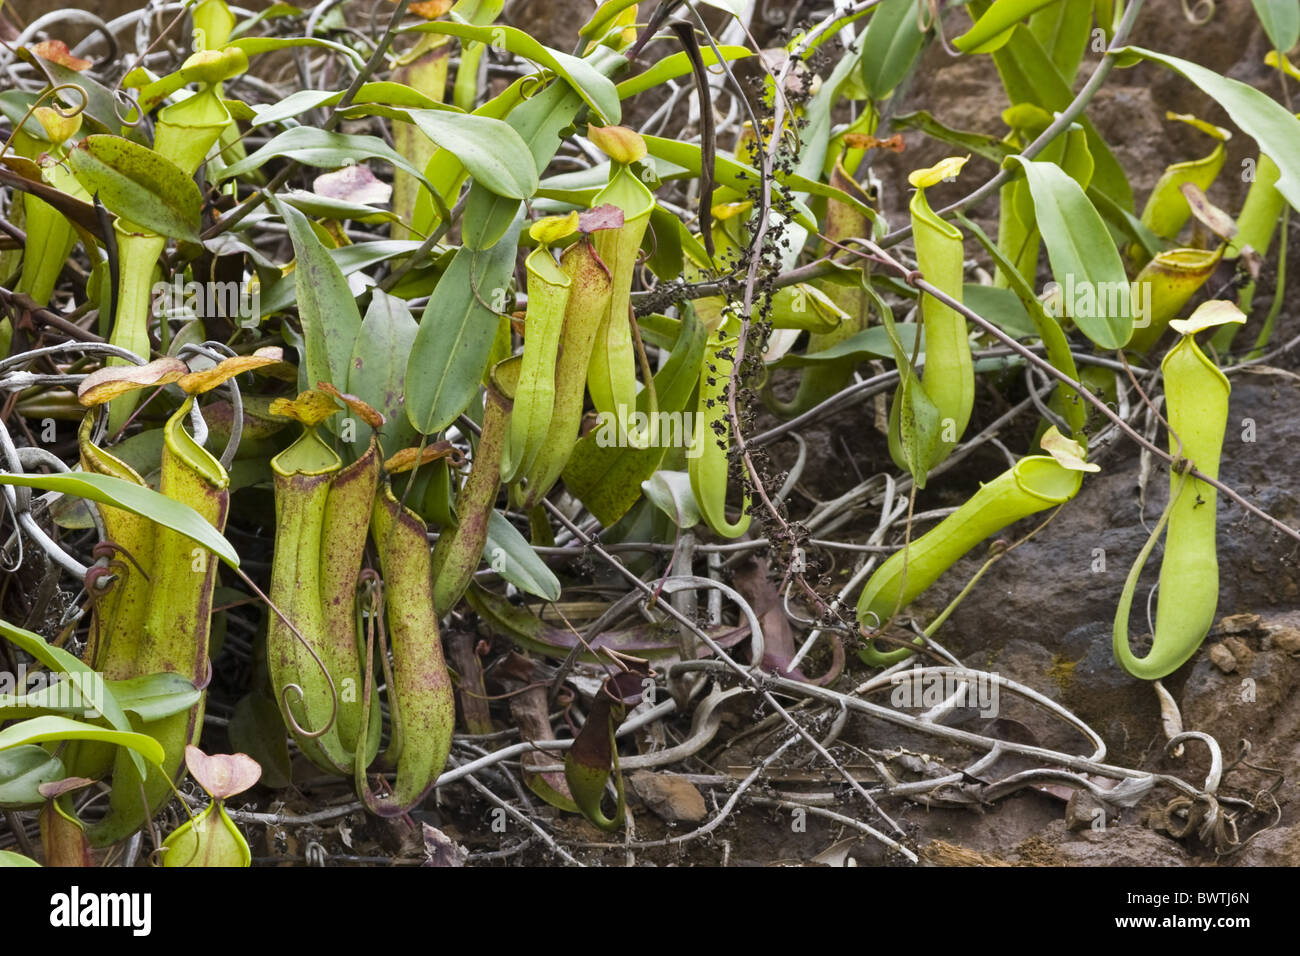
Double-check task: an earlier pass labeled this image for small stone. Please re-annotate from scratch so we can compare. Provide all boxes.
[1217,613,1261,636]
[1269,627,1300,653]
[1222,636,1254,667]
[1065,791,1108,832]
[1208,643,1237,674]
[629,772,707,824]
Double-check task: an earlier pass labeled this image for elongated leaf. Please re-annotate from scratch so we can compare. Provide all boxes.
[348,289,420,456]
[973,2,1132,209]
[258,239,424,316]
[860,0,929,99]
[406,217,523,434]
[641,134,818,232]
[402,109,537,198]
[0,715,164,767]
[230,35,365,69]
[277,199,363,393]
[251,82,450,127]
[617,47,751,99]
[1009,157,1131,348]
[1252,0,1300,52]
[404,21,622,124]
[0,473,238,567]
[0,618,146,778]
[215,128,430,190]
[1121,47,1300,213]
[108,673,202,722]
[0,850,40,866]
[484,510,561,601]
[954,0,1060,54]
[68,135,201,241]
[775,324,920,366]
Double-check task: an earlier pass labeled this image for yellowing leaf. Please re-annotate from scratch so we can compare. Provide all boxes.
[908,156,969,189]
[530,212,581,244]
[178,350,287,394]
[588,125,647,165]
[269,389,342,426]
[383,441,462,474]
[1170,300,1246,335]
[1040,426,1100,473]
[77,357,188,406]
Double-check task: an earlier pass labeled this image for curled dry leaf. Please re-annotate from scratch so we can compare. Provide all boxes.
[36,777,95,800]
[268,389,342,426]
[317,382,384,428]
[1179,182,1237,241]
[29,40,91,71]
[383,440,462,474]
[184,745,262,800]
[313,164,392,207]
[178,348,289,395]
[77,357,188,406]
[844,132,905,153]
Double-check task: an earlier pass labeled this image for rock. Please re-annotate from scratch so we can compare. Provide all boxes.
[1023,820,1195,867]
[1064,791,1110,833]
[1222,636,1255,669]
[1218,614,1262,636]
[1209,643,1238,674]
[1228,824,1300,867]
[1269,627,1300,653]
[629,772,707,824]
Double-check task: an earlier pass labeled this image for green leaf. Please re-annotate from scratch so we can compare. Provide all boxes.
[1009,157,1132,348]
[641,134,819,232]
[0,746,65,809]
[215,128,431,191]
[405,217,523,435]
[0,473,238,568]
[257,240,425,316]
[1252,0,1300,52]
[250,82,451,127]
[0,850,40,866]
[229,35,365,69]
[348,289,420,456]
[404,21,622,124]
[107,673,202,722]
[642,470,701,529]
[1121,47,1300,214]
[0,617,147,779]
[973,3,1132,210]
[860,0,929,100]
[484,510,561,601]
[402,109,538,198]
[962,283,1037,338]
[775,324,920,366]
[67,135,201,242]
[276,198,364,393]
[954,0,1060,54]
[1029,0,1092,82]
[0,715,165,768]
[617,47,751,99]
